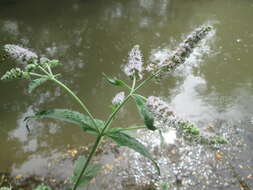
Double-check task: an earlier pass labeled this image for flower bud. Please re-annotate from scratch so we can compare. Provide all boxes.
[1,67,29,81]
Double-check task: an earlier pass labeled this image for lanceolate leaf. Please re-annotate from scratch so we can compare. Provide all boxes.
[106,131,160,174]
[71,156,102,188]
[24,109,104,134]
[133,94,156,131]
[103,73,129,88]
[28,77,49,93]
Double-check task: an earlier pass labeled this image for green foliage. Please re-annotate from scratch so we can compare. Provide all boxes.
[1,68,29,81]
[105,130,160,174]
[133,94,156,131]
[177,121,228,145]
[205,136,228,145]
[25,63,38,72]
[34,184,52,190]
[178,121,200,136]
[28,77,49,93]
[24,109,104,134]
[47,59,60,68]
[70,156,102,188]
[38,58,60,68]
[103,73,128,88]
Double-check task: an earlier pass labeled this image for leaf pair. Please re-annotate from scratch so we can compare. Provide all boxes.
[25,109,104,134]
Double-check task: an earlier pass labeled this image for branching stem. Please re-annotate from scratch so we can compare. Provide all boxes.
[72,70,165,189]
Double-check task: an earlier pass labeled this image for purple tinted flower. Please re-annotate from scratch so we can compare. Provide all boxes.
[112,91,125,106]
[123,45,144,80]
[4,44,38,64]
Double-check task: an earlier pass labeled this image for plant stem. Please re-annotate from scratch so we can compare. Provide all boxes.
[73,67,170,189]
[72,76,136,190]
[102,76,136,133]
[51,78,100,133]
[46,63,53,75]
[135,69,161,92]
[72,135,102,190]
[72,96,133,190]
[118,125,146,132]
[38,65,51,76]
[29,72,47,78]
[73,69,165,189]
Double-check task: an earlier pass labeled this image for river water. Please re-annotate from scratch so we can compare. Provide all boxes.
[0,0,253,189]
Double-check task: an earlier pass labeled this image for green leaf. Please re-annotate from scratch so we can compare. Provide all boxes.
[71,156,102,188]
[133,94,156,131]
[179,121,200,136]
[24,109,104,134]
[28,77,49,93]
[106,131,160,174]
[34,184,52,190]
[103,73,128,88]
[48,59,60,67]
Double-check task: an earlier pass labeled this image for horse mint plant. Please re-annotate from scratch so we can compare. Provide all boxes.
[1,25,226,190]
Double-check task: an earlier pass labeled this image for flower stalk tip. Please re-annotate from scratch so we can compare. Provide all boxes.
[124,45,144,80]
[4,44,38,64]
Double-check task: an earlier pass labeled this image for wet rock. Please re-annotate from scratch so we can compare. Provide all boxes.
[87,120,252,190]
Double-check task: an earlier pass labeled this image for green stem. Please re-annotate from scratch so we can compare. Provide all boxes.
[46,63,53,75]
[122,81,132,90]
[72,76,137,190]
[38,65,51,76]
[72,69,165,189]
[135,69,160,92]
[72,135,102,190]
[51,78,100,132]
[102,76,136,133]
[118,125,146,132]
[29,72,47,78]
